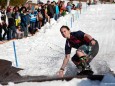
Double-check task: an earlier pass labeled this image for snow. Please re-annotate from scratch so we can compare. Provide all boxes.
[0,2,115,86]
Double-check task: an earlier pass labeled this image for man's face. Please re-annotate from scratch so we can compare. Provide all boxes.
[60,28,70,38]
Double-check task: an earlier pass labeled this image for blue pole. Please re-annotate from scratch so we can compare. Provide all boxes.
[73,14,74,22]
[76,12,78,19]
[71,17,72,28]
[78,12,79,18]
[66,22,67,26]
[76,11,79,19]
[86,3,88,10]
[83,7,85,12]
[13,41,18,67]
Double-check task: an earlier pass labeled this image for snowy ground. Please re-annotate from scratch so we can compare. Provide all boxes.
[0,3,115,86]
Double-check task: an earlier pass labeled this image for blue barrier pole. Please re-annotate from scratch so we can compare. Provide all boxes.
[76,11,78,20]
[83,7,85,12]
[71,17,72,28]
[78,12,79,18]
[77,11,79,19]
[72,14,74,22]
[86,4,87,10]
[86,3,88,10]
[13,41,18,67]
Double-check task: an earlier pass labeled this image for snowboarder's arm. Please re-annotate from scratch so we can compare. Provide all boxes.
[60,54,70,71]
[57,54,70,77]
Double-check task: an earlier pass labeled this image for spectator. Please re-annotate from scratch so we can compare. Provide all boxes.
[59,1,66,16]
[20,7,28,37]
[7,6,17,40]
[37,9,43,29]
[44,4,50,23]
[47,1,55,18]
[66,2,72,13]
[41,5,46,26]
[72,4,76,10]
[2,19,8,40]
[0,23,2,41]
[13,6,21,27]
[29,10,37,35]
[54,2,60,21]
[87,0,91,5]
[76,0,82,14]
[26,10,30,35]
[0,9,3,41]
[16,25,24,39]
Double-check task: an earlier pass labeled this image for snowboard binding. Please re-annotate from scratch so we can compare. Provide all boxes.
[76,56,94,75]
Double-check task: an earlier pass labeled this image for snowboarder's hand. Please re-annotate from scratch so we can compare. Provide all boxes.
[57,70,64,77]
[91,40,96,45]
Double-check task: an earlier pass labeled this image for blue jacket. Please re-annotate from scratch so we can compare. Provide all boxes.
[29,13,37,23]
[20,13,27,27]
[55,5,59,14]
[66,6,71,13]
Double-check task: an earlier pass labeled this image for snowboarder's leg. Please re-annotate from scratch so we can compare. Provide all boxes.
[71,45,93,74]
[88,40,99,63]
[72,55,90,70]
[71,41,99,75]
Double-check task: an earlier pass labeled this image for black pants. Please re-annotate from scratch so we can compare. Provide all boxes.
[88,40,99,62]
[3,27,8,40]
[0,25,2,41]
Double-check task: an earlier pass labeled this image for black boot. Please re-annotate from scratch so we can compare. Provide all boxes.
[76,56,93,75]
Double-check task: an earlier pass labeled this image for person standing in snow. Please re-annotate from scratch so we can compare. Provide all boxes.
[76,0,82,14]
[57,26,99,77]
[66,2,72,13]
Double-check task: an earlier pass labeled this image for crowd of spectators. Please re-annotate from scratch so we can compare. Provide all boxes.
[0,0,83,43]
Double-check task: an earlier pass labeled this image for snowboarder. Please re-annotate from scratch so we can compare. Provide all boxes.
[57,25,99,77]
